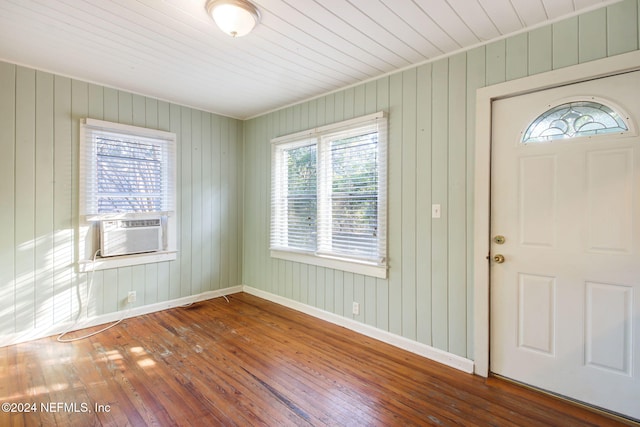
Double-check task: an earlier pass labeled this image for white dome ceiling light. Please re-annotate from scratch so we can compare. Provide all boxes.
[205,0,261,38]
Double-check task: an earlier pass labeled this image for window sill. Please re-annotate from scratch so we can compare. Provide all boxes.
[78,251,177,272]
[270,249,387,279]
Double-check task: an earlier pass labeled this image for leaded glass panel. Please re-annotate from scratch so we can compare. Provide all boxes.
[522,101,628,143]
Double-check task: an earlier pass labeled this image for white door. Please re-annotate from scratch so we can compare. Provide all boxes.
[490,71,640,421]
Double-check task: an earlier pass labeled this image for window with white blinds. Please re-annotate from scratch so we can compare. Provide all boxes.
[80,118,176,217]
[271,112,387,278]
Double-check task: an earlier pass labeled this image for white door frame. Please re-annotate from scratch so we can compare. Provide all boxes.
[473,50,640,377]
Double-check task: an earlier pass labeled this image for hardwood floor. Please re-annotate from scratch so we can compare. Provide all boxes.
[0,292,634,426]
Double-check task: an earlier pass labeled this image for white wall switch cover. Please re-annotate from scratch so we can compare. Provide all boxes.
[432,204,441,218]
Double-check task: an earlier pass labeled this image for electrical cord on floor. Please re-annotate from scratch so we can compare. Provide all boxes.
[57,250,132,343]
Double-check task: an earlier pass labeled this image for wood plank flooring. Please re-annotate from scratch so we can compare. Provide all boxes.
[0,292,635,426]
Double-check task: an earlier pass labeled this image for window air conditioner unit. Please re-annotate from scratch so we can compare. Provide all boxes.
[100,218,163,257]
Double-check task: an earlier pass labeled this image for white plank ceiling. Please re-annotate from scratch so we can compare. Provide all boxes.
[0,0,623,119]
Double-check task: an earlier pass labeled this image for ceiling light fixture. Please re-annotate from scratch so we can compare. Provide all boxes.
[205,0,261,38]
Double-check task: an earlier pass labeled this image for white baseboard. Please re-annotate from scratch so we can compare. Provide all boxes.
[242,285,475,374]
[0,286,242,348]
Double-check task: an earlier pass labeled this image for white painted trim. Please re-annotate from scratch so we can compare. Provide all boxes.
[84,118,176,140]
[0,286,242,348]
[473,50,640,377]
[78,251,178,272]
[243,285,474,374]
[270,250,387,279]
[271,111,385,143]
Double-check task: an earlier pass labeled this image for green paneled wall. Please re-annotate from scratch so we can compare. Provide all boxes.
[242,0,640,359]
[0,64,243,340]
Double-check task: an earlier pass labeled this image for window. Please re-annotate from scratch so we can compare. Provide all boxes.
[79,118,177,270]
[80,119,176,216]
[522,99,630,143]
[270,112,387,278]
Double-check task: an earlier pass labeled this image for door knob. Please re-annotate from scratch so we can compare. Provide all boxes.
[493,254,505,264]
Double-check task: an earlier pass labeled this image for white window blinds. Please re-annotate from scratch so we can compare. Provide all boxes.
[271,112,387,269]
[80,119,176,217]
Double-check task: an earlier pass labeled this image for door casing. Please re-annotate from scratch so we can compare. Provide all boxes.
[473,49,640,377]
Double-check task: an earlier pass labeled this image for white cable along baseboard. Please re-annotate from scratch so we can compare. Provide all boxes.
[1,286,242,348]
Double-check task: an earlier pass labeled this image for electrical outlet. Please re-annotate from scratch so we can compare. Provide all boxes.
[352,302,360,315]
[127,291,137,303]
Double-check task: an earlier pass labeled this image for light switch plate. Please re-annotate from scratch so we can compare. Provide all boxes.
[432,204,441,218]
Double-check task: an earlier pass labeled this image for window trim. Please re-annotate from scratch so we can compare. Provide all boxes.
[270,111,388,279]
[78,118,178,271]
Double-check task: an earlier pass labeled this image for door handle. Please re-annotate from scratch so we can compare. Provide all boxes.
[493,254,505,264]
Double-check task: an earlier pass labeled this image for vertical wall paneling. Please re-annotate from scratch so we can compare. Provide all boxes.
[211,114,222,291]
[364,276,376,326]
[506,33,528,80]
[415,63,433,346]
[191,110,203,295]
[607,0,639,56]
[180,107,193,297]
[316,266,326,311]
[353,85,365,117]
[268,112,280,297]
[334,90,345,121]
[324,93,335,126]
[256,115,268,294]
[71,80,88,318]
[485,40,506,85]
[34,71,54,329]
[342,271,354,319]
[53,76,73,324]
[553,17,579,70]
[465,46,486,359]
[103,88,118,122]
[324,268,334,314]
[334,269,344,317]
[118,91,133,124]
[528,26,553,75]
[448,53,468,357]
[225,116,234,288]
[387,72,403,335]
[308,265,317,307]
[0,62,244,343]
[0,62,15,334]
[579,8,608,63]
[15,66,36,332]
[431,59,450,351]
[353,273,364,322]
[201,111,212,293]
[401,68,418,340]
[375,76,390,332]
[132,95,145,126]
[234,121,243,287]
